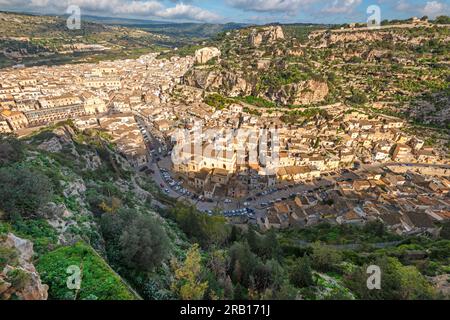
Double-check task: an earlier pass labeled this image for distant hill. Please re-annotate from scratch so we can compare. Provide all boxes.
[0,11,247,68]
[0,11,171,68]
[82,14,247,40]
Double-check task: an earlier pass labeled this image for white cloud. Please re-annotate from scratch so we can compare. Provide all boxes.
[421,1,448,18]
[321,0,362,14]
[113,1,164,16]
[156,3,221,22]
[394,0,449,18]
[0,0,222,22]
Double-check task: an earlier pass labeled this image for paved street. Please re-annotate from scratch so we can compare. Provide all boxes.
[147,151,450,224]
[148,155,343,221]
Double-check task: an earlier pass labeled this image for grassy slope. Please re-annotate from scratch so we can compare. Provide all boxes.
[37,242,138,300]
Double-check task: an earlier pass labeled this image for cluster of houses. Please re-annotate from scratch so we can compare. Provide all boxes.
[0,53,192,131]
[261,166,450,235]
[0,53,193,168]
[0,44,448,235]
[166,101,447,201]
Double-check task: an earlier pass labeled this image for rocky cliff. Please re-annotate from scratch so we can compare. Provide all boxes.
[0,233,48,300]
[195,47,221,64]
[249,26,285,47]
[184,68,253,97]
[266,80,329,105]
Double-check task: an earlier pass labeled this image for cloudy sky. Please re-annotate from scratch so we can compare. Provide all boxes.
[0,0,449,24]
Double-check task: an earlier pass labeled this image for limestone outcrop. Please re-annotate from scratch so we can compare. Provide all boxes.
[195,47,221,64]
[249,26,284,47]
[184,69,252,97]
[266,80,329,105]
[0,233,48,300]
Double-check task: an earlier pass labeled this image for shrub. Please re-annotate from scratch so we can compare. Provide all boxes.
[7,269,30,290]
[310,242,342,272]
[168,202,230,248]
[289,256,314,288]
[0,245,18,269]
[119,214,170,272]
[204,93,234,110]
[0,167,53,219]
[0,134,25,166]
[344,256,436,300]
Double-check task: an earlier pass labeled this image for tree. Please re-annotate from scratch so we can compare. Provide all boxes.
[229,241,258,286]
[0,167,53,219]
[0,134,25,166]
[290,256,314,288]
[119,214,170,272]
[348,90,368,106]
[259,229,281,261]
[204,94,233,110]
[345,256,436,300]
[169,202,230,248]
[363,220,386,238]
[171,244,208,300]
[434,15,450,24]
[100,208,134,241]
[246,228,259,253]
[310,242,342,272]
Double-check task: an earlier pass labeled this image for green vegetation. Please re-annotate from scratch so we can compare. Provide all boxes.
[0,11,168,69]
[289,256,314,288]
[347,89,369,106]
[204,93,234,110]
[37,242,137,300]
[171,244,208,300]
[434,16,450,24]
[345,256,436,299]
[238,96,276,108]
[0,133,25,165]
[0,244,18,270]
[158,44,203,60]
[259,65,316,89]
[164,202,231,248]
[280,222,401,245]
[281,108,327,124]
[0,167,53,219]
[7,269,31,291]
[101,209,170,272]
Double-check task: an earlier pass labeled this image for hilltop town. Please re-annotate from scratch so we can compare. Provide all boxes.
[0,11,450,302]
[1,20,449,237]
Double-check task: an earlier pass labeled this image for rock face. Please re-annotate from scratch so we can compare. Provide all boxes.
[195,47,221,64]
[184,69,252,97]
[429,274,450,298]
[249,26,284,47]
[267,80,329,105]
[0,233,48,300]
[327,31,390,44]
